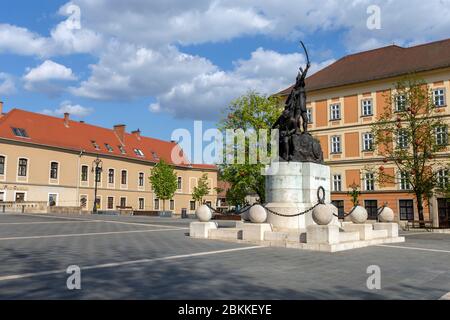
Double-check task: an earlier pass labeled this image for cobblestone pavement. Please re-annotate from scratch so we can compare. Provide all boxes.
[0,212,448,300]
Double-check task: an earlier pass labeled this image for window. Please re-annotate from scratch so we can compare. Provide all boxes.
[139,198,145,210]
[399,171,411,190]
[120,197,127,208]
[364,173,375,191]
[80,195,87,209]
[395,94,406,112]
[108,169,115,184]
[433,88,445,107]
[48,194,58,207]
[396,129,408,149]
[11,127,28,138]
[0,192,4,202]
[18,158,27,177]
[330,104,341,120]
[331,136,341,153]
[0,156,5,175]
[435,126,448,146]
[81,165,88,182]
[50,162,58,180]
[105,143,114,152]
[170,199,175,211]
[364,200,378,220]
[362,133,374,151]
[134,148,144,157]
[177,177,182,190]
[332,200,345,219]
[333,174,342,192]
[437,169,449,189]
[107,197,114,209]
[361,99,373,116]
[306,108,313,124]
[121,170,127,185]
[118,145,126,154]
[399,199,414,221]
[154,198,160,210]
[139,172,144,187]
[190,201,196,211]
[91,140,100,150]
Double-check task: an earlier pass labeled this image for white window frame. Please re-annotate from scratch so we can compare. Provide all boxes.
[16,157,29,182]
[399,172,411,190]
[396,129,408,149]
[81,165,89,185]
[154,198,160,210]
[364,173,375,191]
[120,169,128,189]
[49,161,60,184]
[433,88,446,107]
[119,196,127,208]
[437,169,449,189]
[395,94,407,112]
[332,174,342,192]
[0,154,7,180]
[361,99,373,116]
[435,126,448,146]
[80,194,88,210]
[138,197,145,210]
[138,172,145,189]
[330,103,341,120]
[48,193,59,206]
[0,190,6,202]
[306,108,313,124]
[170,199,175,211]
[177,176,183,192]
[107,196,115,210]
[14,191,27,202]
[107,168,115,188]
[362,132,374,151]
[331,136,341,153]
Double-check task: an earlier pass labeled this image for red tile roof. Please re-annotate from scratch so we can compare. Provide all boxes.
[0,108,217,170]
[277,38,450,96]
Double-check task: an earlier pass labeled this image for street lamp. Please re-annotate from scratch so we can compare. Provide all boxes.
[91,157,103,214]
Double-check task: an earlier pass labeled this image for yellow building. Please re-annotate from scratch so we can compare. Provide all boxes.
[0,106,217,215]
[277,39,450,228]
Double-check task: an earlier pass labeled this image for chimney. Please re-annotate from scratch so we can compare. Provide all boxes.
[114,124,126,144]
[63,113,70,127]
[131,129,141,140]
[0,101,3,115]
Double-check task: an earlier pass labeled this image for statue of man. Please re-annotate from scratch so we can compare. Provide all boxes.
[292,62,310,133]
[272,106,297,161]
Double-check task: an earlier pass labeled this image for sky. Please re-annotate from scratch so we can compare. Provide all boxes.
[0,0,449,151]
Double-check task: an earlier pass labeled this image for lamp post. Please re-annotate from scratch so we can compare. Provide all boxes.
[92,157,103,214]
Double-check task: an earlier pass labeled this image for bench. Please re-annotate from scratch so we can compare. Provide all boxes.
[406,220,433,232]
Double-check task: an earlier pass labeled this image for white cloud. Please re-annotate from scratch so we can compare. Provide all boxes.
[42,101,93,118]
[23,60,77,95]
[0,73,16,95]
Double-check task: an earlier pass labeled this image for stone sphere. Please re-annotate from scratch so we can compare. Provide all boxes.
[350,205,368,224]
[241,209,251,221]
[378,206,394,222]
[196,205,212,222]
[249,205,267,223]
[312,204,333,225]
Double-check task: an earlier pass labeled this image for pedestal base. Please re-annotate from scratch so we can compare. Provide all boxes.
[242,223,272,241]
[306,225,340,244]
[373,222,399,238]
[189,222,217,239]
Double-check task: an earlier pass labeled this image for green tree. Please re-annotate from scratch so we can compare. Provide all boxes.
[192,173,210,205]
[371,76,448,223]
[149,160,177,211]
[218,91,282,206]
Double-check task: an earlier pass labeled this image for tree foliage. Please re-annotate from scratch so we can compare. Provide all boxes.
[371,76,448,221]
[192,173,211,204]
[218,91,282,206]
[149,159,178,211]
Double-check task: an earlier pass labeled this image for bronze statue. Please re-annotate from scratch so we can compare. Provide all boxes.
[272,41,324,164]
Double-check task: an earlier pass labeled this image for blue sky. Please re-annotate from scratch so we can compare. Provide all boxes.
[0,0,449,161]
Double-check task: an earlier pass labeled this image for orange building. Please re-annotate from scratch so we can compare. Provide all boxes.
[277,39,450,228]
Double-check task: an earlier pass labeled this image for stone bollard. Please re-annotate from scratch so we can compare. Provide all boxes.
[249,205,267,224]
[378,206,394,222]
[312,204,333,225]
[350,206,368,224]
[196,205,212,222]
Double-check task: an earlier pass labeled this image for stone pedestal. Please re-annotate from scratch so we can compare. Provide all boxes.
[342,223,373,240]
[190,222,217,239]
[373,222,399,238]
[264,161,331,231]
[307,225,340,244]
[242,223,272,241]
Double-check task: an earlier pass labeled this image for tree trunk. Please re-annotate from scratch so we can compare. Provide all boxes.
[416,192,425,227]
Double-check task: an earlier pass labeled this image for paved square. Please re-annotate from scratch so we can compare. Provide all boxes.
[0,212,449,299]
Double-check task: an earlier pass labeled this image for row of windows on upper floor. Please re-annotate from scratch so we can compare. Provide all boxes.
[305,88,447,124]
[327,126,448,154]
[331,169,449,192]
[0,157,185,191]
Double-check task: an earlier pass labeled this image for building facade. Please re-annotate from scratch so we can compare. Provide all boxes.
[0,107,217,214]
[277,39,450,228]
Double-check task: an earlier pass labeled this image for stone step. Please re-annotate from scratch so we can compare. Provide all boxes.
[339,231,360,243]
[264,231,288,242]
[371,229,388,239]
[209,228,242,240]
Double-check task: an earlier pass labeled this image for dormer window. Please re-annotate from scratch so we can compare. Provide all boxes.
[12,127,29,138]
[134,148,144,157]
[151,151,159,160]
[91,141,100,150]
[118,145,126,154]
[105,143,114,152]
